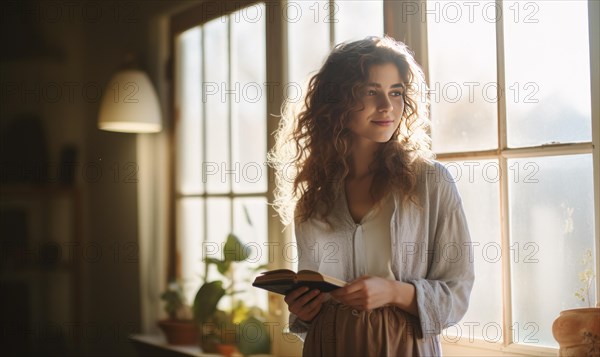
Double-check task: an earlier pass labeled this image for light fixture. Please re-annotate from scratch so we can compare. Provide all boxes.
[98,66,162,133]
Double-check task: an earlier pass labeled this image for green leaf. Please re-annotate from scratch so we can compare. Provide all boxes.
[193,281,225,323]
[216,261,231,275]
[206,257,230,275]
[237,316,271,356]
[242,204,253,226]
[223,234,251,263]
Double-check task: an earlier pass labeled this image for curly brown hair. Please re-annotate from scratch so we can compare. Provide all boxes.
[269,36,433,225]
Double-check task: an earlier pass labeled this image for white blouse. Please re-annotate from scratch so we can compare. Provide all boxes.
[351,193,396,280]
[290,160,475,355]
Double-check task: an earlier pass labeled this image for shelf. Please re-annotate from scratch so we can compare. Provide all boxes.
[0,184,80,197]
[0,183,83,355]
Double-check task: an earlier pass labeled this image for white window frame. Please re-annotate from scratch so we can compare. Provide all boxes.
[387,0,600,356]
[170,2,300,355]
[169,0,272,298]
[170,1,599,356]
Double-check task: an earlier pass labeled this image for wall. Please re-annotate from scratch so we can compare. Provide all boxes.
[80,1,190,355]
[0,1,190,356]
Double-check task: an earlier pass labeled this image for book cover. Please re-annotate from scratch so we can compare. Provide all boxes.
[252,269,346,295]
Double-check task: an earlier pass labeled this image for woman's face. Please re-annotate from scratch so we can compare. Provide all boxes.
[346,62,405,146]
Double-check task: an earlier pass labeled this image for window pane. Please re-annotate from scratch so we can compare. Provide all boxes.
[233,197,269,311]
[206,198,232,285]
[441,160,502,342]
[175,27,203,194]
[204,18,230,193]
[427,0,498,153]
[231,4,267,194]
[177,198,204,303]
[335,0,383,43]
[288,0,330,91]
[509,154,596,347]
[504,1,591,147]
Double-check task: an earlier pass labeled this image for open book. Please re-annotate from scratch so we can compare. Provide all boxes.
[252,269,346,295]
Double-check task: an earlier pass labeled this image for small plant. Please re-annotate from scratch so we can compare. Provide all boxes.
[161,280,193,320]
[575,249,596,307]
[158,281,197,345]
[193,233,271,355]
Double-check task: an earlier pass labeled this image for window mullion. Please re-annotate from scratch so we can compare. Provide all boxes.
[435,142,594,162]
[200,26,209,282]
[498,154,512,347]
[384,0,429,81]
[496,2,508,153]
[501,142,594,159]
[588,0,600,305]
[227,15,234,232]
[329,0,335,48]
[495,0,513,348]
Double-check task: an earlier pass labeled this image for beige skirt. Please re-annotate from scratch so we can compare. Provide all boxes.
[303,300,423,357]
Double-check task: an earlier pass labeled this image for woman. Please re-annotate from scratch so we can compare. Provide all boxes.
[269,36,474,356]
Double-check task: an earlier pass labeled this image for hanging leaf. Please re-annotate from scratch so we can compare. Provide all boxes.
[216,261,231,276]
[223,233,251,263]
[242,204,253,226]
[193,281,225,323]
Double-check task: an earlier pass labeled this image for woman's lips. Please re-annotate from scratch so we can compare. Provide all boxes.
[371,120,394,126]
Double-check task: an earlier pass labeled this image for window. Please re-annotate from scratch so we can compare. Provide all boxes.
[170,1,598,355]
[172,0,385,297]
[173,3,268,311]
[426,0,596,352]
[288,0,384,86]
[171,1,385,352]
[287,0,385,270]
[170,4,383,348]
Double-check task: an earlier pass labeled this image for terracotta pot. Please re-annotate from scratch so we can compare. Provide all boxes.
[157,319,198,345]
[216,343,238,357]
[552,307,600,357]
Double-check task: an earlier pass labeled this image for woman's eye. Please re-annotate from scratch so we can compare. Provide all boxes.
[367,90,377,96]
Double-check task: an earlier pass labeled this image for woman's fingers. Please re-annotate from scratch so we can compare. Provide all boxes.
[331,275,394,310]
[285,288,325,321]
[290,289,321,312]
[300,292,326,320]
[284,286,310,304]
[330,277,368,298]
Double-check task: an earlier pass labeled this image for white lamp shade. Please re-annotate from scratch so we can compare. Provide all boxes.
[98,69,162,133]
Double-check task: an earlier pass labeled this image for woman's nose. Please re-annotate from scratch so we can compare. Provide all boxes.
[378,95,393,112]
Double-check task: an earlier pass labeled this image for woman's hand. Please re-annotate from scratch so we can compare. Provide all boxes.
[330,275,418,315]
[284,287,326,323]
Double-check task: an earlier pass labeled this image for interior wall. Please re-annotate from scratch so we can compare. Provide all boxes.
[0,1,191,356]
[80,1,190,355]
[1,1,89,356]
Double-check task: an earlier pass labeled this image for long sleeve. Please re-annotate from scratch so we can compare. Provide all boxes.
[287,220,320,340]
[409,185,475,336]
[410,202,474,335]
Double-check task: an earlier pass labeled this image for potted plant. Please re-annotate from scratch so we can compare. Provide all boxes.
[552,249,600,357]
[157,280,199,345]
[193,233,271,356]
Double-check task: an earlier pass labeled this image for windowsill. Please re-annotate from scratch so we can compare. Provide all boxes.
[129,334,275,357]
[129,334,218,357]
[442,339,558,357]
[131,331,559,357]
